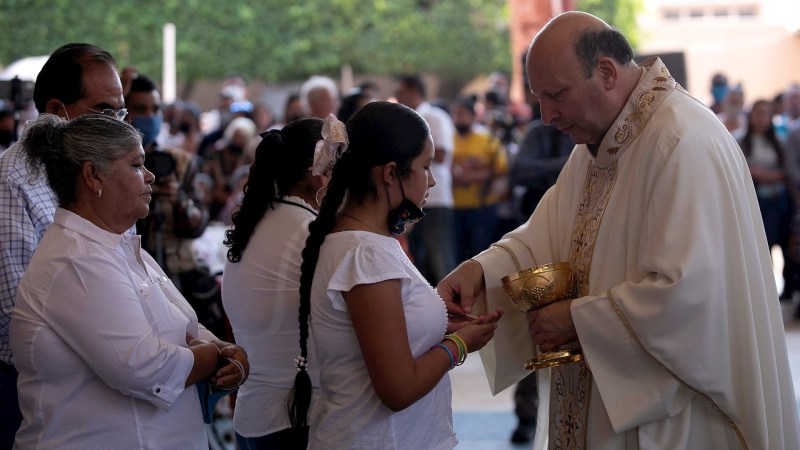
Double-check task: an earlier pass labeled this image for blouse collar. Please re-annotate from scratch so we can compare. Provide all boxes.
[54,207,126,249]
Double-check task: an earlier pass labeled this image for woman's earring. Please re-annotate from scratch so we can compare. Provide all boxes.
[315,187,327,208]
[97,188,103,199]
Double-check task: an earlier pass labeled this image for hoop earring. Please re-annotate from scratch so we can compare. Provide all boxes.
[315,186,327,208]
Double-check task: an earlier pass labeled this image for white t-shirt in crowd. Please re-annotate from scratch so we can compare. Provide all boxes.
[11,208,210,450]
[417,101,454,208]
[308,230,457,450]
[222,196,321,437]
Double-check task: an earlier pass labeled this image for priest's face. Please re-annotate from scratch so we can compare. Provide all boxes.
[527,43,613,145]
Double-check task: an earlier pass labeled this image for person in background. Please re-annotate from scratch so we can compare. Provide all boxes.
[223,117,327,450]
[772,92,788,142]
[279,93,304,129]
[0,43,127,447]
[439,12,800,448]
[780,102,800,308]
[11,113,249,449]
[338,87,374,125]
[288,101,502,449]
[450,96,508,264]
[355,80,381,102]
[737,100,796,298]
[0,108,15,153]
[251,101,276,133]
[162,100,204,155]
[708,72,728,115]
[204,116,257,220]
[717,83,747,138]
[300,75,340,119]
[395,75,457,284]
[511,95,575,218]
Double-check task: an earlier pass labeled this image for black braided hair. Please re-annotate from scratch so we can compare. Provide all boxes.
[224,118,323,263]
[287,101,430,427]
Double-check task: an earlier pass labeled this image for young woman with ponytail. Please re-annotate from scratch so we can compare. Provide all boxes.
[222,117,328,450]
[288,101,503,449]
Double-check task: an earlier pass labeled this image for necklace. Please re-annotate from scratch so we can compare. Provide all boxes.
[341,213,380,234]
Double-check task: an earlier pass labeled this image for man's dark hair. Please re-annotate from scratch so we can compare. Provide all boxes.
[33,43,117,112]
[399,75,427,100]
[128,74,160,96]
[574,28,634,78]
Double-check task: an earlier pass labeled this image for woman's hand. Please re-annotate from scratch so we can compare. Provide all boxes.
[438,259,487,332]
[210,341,250,390]
[453,309,503,353]
[184,333,219,387]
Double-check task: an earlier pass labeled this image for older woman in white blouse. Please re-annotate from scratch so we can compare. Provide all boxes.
[10,114,249,449]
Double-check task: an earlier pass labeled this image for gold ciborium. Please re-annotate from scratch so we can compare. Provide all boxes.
[501,262,583,370]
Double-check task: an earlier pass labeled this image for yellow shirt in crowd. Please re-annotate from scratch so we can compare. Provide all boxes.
[452,128,508,209]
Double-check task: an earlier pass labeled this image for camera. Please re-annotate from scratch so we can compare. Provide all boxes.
[144,151,177,187]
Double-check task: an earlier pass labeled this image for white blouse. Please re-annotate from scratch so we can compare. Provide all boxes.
[308,231,456,450]
[11,208,214,449]
[222,196,321,437]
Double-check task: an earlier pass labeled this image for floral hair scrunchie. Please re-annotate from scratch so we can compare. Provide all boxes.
[311,113,349,176]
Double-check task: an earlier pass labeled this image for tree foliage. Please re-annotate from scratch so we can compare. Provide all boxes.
[0,0,511,85]
[577,0,642,49]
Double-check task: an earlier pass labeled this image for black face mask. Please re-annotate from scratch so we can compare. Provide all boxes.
[455,124,472,136]
[387,181,425,236]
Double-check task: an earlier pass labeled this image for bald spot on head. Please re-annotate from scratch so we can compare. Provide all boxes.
[527,12,610,87]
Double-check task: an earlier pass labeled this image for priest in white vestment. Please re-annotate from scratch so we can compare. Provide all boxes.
[439,12,800,450]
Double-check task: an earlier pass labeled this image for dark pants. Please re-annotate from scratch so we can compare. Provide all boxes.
[454,205,498,264]
[0,362,22,450]
[514,372,538,427]
[235,427,309,450]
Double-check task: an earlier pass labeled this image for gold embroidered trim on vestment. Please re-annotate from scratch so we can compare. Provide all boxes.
[549,161,617,450]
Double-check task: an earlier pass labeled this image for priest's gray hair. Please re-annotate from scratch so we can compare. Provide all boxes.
[574,27,634,79]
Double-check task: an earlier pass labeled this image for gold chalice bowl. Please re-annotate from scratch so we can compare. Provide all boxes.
[501,262,583,370]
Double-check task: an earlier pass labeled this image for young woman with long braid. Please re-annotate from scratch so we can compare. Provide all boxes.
[288,101,503,449]
[222,118,328,449]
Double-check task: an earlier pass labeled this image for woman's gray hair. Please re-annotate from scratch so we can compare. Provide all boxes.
[21,113,142,207]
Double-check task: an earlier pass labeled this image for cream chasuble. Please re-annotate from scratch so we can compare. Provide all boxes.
[471,58,800,449]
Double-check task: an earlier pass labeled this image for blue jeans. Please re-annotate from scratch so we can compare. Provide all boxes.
[0,362,22,449]
[408,206,457,284]
[235,427,309,450]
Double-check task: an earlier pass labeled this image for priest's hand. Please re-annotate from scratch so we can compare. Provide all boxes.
[527,301,578,352]
[437,259,487,330]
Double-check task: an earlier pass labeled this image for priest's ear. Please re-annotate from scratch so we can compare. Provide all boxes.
[595,57,618,90]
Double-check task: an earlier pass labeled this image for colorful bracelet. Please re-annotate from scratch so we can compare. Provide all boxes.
[443,334,468,366]
[433,343,456,370]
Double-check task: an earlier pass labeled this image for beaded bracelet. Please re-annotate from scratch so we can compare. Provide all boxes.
[443,334,468,366]
[433,343,456,370]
